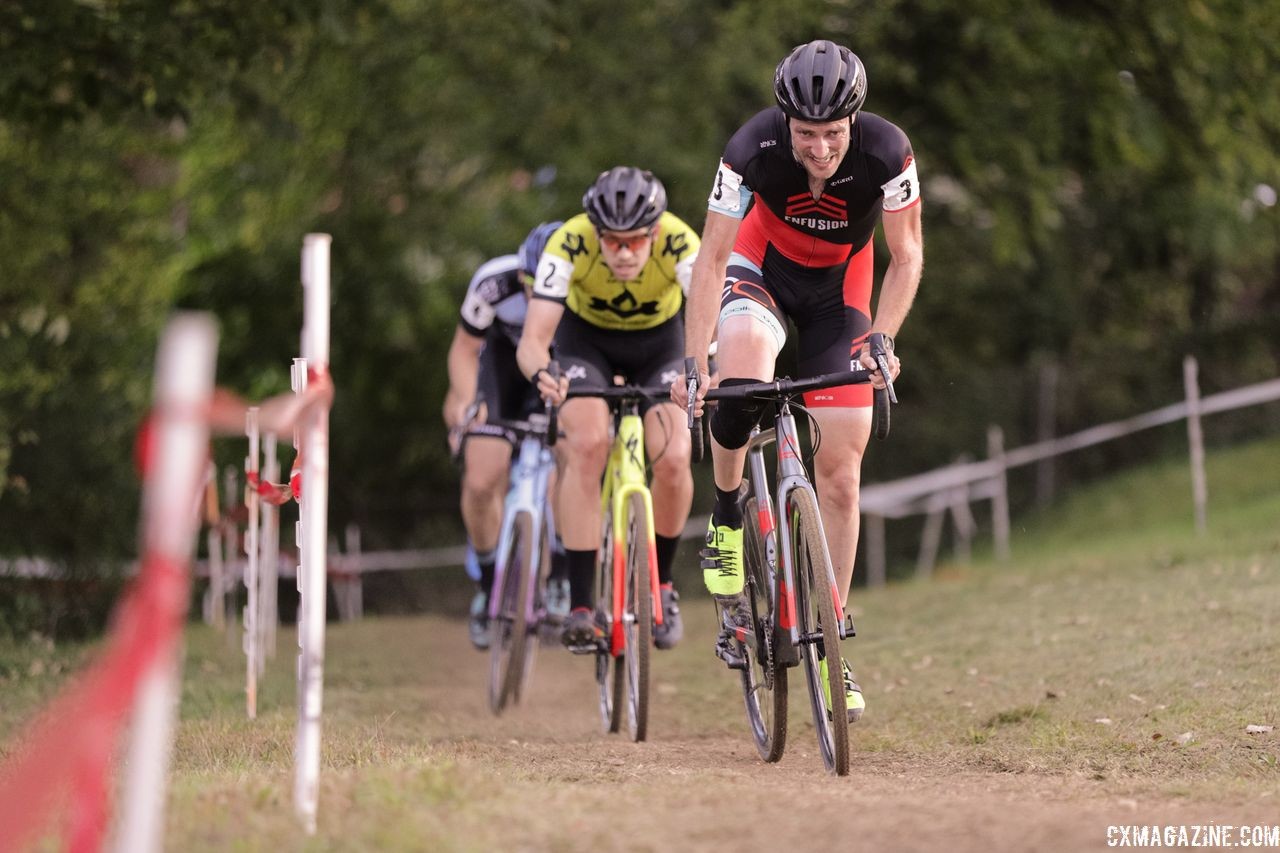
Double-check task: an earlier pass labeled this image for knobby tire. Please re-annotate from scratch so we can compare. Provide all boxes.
[595,510,624,733]
[489,512,533,715]
[742,497,787,762]
[623,492,652,742]
[790,487,850,776]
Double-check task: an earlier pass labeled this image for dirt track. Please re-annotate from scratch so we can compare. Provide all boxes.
[381,607,1277,853]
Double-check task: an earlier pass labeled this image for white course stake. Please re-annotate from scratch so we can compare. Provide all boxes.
[244,408,261,719]
[294,233,332,833]
[114,314,217,853]
[261,433,280,662]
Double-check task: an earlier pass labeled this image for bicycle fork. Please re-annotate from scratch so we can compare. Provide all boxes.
[750,406,851,665]
[601,412,661,657]
[488,436,554,624]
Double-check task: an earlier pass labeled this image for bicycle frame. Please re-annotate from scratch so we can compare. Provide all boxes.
[488,431,556,625]
[742,400,849,667]
[599,402,662,656]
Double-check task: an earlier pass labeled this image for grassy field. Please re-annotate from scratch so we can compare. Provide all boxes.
[2,436,1278,851]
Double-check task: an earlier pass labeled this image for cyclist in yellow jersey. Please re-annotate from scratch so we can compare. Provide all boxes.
[518,166,700,651]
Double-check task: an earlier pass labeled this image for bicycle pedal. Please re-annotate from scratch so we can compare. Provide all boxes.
[842,613,857,638]
[565,638,605,656]
[715,638,747,671]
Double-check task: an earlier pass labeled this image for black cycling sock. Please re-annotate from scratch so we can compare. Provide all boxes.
[549,547,569,583]
[654,534,680,586]
[712,486,743,528]
[566,548,596,611]
[476,549,496,594]
[549,534,568,581]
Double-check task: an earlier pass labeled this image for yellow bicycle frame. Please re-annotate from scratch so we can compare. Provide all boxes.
[600,409,662,655]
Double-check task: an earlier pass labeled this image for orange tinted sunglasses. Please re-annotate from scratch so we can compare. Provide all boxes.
[598,229,655,252]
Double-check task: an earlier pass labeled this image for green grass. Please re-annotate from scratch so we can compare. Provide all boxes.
[2,435,1278,849]
[849,434,1280,791]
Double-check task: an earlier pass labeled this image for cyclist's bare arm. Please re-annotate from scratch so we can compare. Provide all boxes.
[443,325,485,430]
[860,203,923,386]
[515,297,569,404]
[675,210,741,412]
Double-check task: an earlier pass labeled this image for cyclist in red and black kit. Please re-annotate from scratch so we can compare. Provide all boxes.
[673,39,924,723]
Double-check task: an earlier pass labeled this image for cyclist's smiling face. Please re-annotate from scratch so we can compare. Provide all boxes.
[597,227,654,282]
[789,117,851,181]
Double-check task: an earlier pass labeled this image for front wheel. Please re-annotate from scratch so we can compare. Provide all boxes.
[742,497,787,762]
[488,512,533,715]
[622,492,652,742]
[789,487,849,776]
[595,509,623,733]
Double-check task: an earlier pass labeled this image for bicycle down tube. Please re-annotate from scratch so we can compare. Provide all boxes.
[594,397,663,654]
[489,423,555,628]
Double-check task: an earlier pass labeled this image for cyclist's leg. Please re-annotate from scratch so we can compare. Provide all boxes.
[792,238,876,608]
[632,319,694,581]
[462,344,513,559]
[551,314,614,642]
[460,435,512,560]
[711,253,786,496]
[791,242,876,721]
[703,253,785,630]
[808,407,872,603]
[464,343,524,647]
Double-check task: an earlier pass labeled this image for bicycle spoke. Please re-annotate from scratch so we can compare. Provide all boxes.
[790,488,849,776]
[741,497,786,762]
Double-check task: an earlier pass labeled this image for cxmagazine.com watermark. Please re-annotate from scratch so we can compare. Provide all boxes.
[1108,825,1280,848]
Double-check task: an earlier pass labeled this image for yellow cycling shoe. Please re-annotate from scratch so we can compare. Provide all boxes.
[819,656,866,723]
[701,520,744,598]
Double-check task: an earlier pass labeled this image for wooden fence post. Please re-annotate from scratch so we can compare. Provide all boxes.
[863,513,886,587]
[1183,355,1208,535]
[1036,361,1058,509]
[916,495,946,579]
[987,425,1011,562]
[345,524,364,619]
[948,455,976,564]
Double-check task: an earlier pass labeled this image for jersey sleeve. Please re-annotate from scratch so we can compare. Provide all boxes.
[707,159,752,219]
[655,213,701,295]
[530,221,579,303]
[707,110,780,219]
[865,116,921,213]
[458,274,497,337]
[882,155,921,212]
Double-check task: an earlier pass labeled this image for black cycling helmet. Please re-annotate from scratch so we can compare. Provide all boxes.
[581,166,667,232]
[774,39,867,122]
[518,220,563,274]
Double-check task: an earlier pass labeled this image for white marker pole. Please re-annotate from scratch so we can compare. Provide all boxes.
[294,234,332,834]
[261,434,280,663]
[244,408,261,719]
[114,314,217,853]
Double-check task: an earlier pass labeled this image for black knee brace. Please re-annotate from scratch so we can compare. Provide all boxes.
[709,378,770,450]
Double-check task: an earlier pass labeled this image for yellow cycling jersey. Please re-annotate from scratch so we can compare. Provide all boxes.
[531,211,700,331]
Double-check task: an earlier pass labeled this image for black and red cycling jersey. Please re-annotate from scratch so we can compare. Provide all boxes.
[708,107,921,408]
[708,106,919,264]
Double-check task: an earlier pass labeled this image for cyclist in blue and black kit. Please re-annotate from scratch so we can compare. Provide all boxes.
[443,221,568,649]
[673,40,924,722]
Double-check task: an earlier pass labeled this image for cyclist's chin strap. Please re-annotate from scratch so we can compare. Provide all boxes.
[709,377,771,450]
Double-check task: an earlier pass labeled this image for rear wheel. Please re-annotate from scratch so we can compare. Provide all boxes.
[622,492,652,742]
[488,512,533,715]
[742,497,787,762]
[790,487,849,776]
[595,509,623,733]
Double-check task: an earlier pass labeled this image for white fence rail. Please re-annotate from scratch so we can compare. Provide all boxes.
[6,361,1278,596]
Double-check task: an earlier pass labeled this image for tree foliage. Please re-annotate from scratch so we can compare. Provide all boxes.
[2,0,1278,569]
